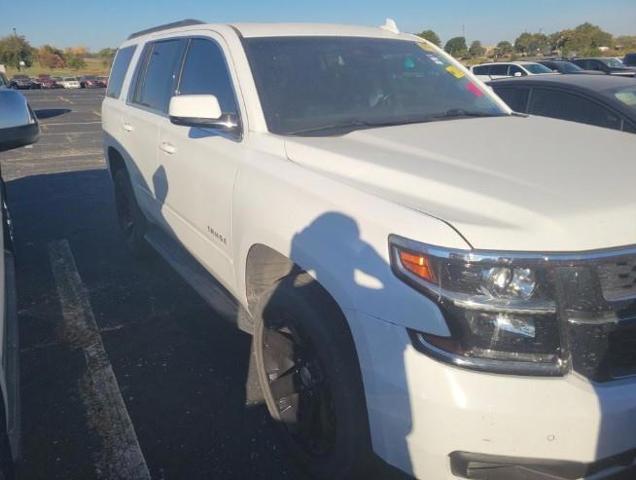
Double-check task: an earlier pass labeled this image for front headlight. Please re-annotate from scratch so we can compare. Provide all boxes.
[389,235,564,376]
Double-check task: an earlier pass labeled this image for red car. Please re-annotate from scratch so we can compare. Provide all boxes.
[79,75,106,88]
[37,75,62,89]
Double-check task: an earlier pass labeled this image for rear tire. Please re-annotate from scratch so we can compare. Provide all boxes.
[254,272,374,479]
[112,168,150,258]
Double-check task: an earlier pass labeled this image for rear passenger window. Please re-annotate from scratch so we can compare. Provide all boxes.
[490,64,509,76]
[493,87,530,112]
[177,39,238,114]
[133,39,186,113]
[530,88,622,131]
[106,46,136,99]
[472,66,489,75]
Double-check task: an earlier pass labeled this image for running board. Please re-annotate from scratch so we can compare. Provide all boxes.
[144,225,253,334]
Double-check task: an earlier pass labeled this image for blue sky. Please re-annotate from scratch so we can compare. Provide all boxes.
[1,0,635,50]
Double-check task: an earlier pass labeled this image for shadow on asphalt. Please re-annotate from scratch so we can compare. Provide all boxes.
[8,169,305,480]
[33,109,72,120]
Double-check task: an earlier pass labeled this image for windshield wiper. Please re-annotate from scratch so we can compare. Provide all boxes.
[429,109,507,120]
[287,119,404,136]
[286,110,507,136]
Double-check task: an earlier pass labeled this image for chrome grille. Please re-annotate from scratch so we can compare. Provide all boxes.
[597,257,636,302]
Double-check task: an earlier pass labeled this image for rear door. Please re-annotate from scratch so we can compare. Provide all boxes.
[122,39,186,223]
[157,34,244,287]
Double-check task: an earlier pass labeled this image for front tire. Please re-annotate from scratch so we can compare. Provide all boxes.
[112,168,150,258]
[254,272,374,479]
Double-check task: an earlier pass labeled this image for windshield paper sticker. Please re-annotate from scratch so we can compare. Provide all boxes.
[445,65,465,79]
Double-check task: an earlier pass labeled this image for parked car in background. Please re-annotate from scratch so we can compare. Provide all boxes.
[97,76,108,87]
[538,59,602,75]
[470,61,556,81]
[572,57,636,77]
[79,75,106,88]
[36,75,62,89]
[624,53,636,67]
[0,87,39,480]
[489,75,636,133]
[59,77,81,89]
[8,75,35,90]
[104,19,636,480]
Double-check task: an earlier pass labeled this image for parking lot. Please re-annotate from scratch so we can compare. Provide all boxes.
[0,88,307,479]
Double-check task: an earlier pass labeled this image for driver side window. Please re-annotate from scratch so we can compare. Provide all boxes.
[508,65,526,76]
[177,38,238,116]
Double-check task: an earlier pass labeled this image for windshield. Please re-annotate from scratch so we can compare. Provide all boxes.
[245,37,507,135]
[612,86,636,111]
[524,63,553,74]
[601,58,625,68]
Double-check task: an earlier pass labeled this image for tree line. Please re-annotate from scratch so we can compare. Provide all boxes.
[418,22,636,60]
[0,34,116,71]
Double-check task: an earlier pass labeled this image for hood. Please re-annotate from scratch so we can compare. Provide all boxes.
[285,116,636,252]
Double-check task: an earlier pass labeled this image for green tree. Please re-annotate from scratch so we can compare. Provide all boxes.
[468,40,485,58]
[417,30,441,47]
[514,32,549,55]
[67,55,87,70]
[444,36,468,58]
[97,47,117,68]
[0,34,34,70]
[549,23,612,56]
[496,41,513,56]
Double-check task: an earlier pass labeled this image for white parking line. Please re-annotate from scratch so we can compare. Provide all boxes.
[48,240,151,480]
[57,95,75,105]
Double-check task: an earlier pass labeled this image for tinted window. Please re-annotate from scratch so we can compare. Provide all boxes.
[133,39,185,112]
[106,46,136,99]
[623,121,636,133]
[508,65,526,76]
[530,88,622,131]
[177,39,237,114]
[490,64,509,76]
[524,63,552,74]
[473,65,489,75]
[624,54,636,67]
[493,87,530,112]
[246,37,506,135]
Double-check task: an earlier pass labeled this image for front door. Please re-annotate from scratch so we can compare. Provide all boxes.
[157,34,244,289]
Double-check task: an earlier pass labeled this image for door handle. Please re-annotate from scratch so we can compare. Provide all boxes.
[159,142,176,155]
[122,122,134,132]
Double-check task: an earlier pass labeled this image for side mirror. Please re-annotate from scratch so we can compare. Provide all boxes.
[0,89,40,153]
[513,71,523,77]
[169,95,239,133]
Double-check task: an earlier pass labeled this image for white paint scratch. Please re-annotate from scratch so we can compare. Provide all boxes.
[48,240,151,480]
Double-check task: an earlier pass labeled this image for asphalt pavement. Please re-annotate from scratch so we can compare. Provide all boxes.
[0,88,306,480]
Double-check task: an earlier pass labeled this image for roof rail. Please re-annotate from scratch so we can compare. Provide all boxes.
[127,19,205,40]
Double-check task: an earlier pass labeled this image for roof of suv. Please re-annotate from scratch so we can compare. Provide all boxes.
[124,19,418,44]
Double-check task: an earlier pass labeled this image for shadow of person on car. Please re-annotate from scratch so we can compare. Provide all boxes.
[255,212,413,479]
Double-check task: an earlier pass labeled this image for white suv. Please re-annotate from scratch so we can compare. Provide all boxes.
[102,19,636,480]
[471,61,556,81]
